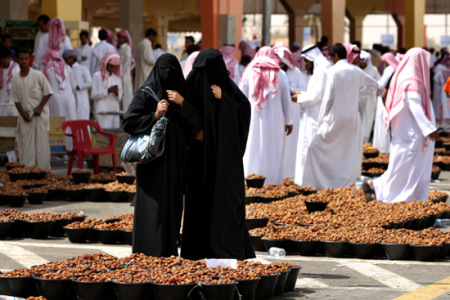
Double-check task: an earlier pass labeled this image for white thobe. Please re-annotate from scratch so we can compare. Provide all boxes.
[373,66,393,153]
[373,92,436,203]
[303,59,378,190]
[119,43,133,112]
[225,58,241,86]
[295,60,330,186]
[134,38,155,92]
[74,44,93,70]
[33,31,43,57]
[359,64,381,143]
[282,67,307,179]
[0,62,20,116]
[91,72,122,129]
[240,70,293,185]
[11,69,53,170]
[33,33,72,70]
[153,48,165,61]
[433,65,450,119]
[71,62,92,120]
[90,41,116,75]
[46,66,77,151]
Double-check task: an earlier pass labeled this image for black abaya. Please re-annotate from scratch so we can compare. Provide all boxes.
[181,49,255,260]
[122,53,200,257]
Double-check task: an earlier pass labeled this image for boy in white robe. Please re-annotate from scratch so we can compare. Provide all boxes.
[240,46,293,185]
[73,30,93,70]
[293,44,331,186]
[303,43,378,190]
[117,29,135,112]
[134,28,157,92]
[90,29,117,75]
[91,52,123,129]
[0,48,20,116]
[12,48,53,170]
[365,48,438,203]
[63,50,92,120]
[273,45,307,179]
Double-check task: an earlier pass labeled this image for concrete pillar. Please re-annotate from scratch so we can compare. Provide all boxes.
[352,15,365,43]
[201,0,219,49]
[404,0,426,49]
[120,0,143,51]
[262,0,272,46]
[321,0,346,44]
[288,13,304,45]
[0,0,28,20]
[392,13,405,50]
[41,0,82,20]
[155,16,168,51]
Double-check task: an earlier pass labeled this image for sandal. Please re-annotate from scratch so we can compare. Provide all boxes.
[362,181,375,203]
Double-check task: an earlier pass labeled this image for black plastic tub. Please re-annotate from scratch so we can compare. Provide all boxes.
[349,243,378,259]
[290,240,318,256]
[198,281,237,300]
[84,188,106,202]
[35,276,75,300]
[245,196,261,205]
[246,218,269,230]
[0,275,36,297]
[382,243,410,260]
[95,229,120,244]
[411,245,441,261]
[5,195,27,207]
[0,221,12,239]
[116,174,136,184]
[304,201,329,213]
[72,172,91,184]
[8,172,29,182]
[9,219,24,238]
[65,227,91,243]
[126,191,136,203]
[151,282,195,300]
[246,177,266,188]
[235,278,260,299]
[262,238,290,252]
[437,243,450,259]
[284,266,301,293]
[254,273,279,300]
[106,190,127,202]
[251,235,266,251]
[50,218,72,237]
[273,270,289,296]
[24,221,53,239]
[120,230,133,245]
[27,192,47,205]
[74,280,114,300]
[322,241,348,258]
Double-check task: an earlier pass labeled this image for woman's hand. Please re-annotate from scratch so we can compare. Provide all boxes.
[166,90,184,106]
[155,100,169,120]
[211,85,222,99]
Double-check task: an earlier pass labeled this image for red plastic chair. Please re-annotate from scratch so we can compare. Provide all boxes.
[61,120,117,175]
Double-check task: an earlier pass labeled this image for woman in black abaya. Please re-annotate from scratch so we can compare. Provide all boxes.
[181,49,255,260]
[123,53,200,257]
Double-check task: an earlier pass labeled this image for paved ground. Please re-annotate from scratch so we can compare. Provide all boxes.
[0,161,450,299]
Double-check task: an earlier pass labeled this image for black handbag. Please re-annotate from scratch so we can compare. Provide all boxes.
[120,87,169,164]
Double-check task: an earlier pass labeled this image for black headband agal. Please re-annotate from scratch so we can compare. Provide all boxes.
[301,45,318,55]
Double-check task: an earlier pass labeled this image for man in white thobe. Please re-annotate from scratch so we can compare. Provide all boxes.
[433,56,450,121]
[134,28,157,92]
[370,48,438,203]
[91,52,123,129]
[0,48,20,116]
[63,50,92,120]
[73,30,93,70]
[359,50,381,143]
[273,45,307,179]
[12,49,53,170]
[117,30,134,112]
[240,46,293,185]
[90,29,117,75]
[303,43,378,190]
[33,18,72,71]
[293,44,331,186]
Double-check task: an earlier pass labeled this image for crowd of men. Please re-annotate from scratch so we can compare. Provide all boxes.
[0,15,442,203]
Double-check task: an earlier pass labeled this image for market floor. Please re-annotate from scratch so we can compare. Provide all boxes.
[0,163,449,299]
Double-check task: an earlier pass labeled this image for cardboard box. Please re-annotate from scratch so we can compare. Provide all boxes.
[91,129,128,168]
[0,116,66,154]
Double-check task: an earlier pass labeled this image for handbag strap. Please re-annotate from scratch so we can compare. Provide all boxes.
[140,86,166,118]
